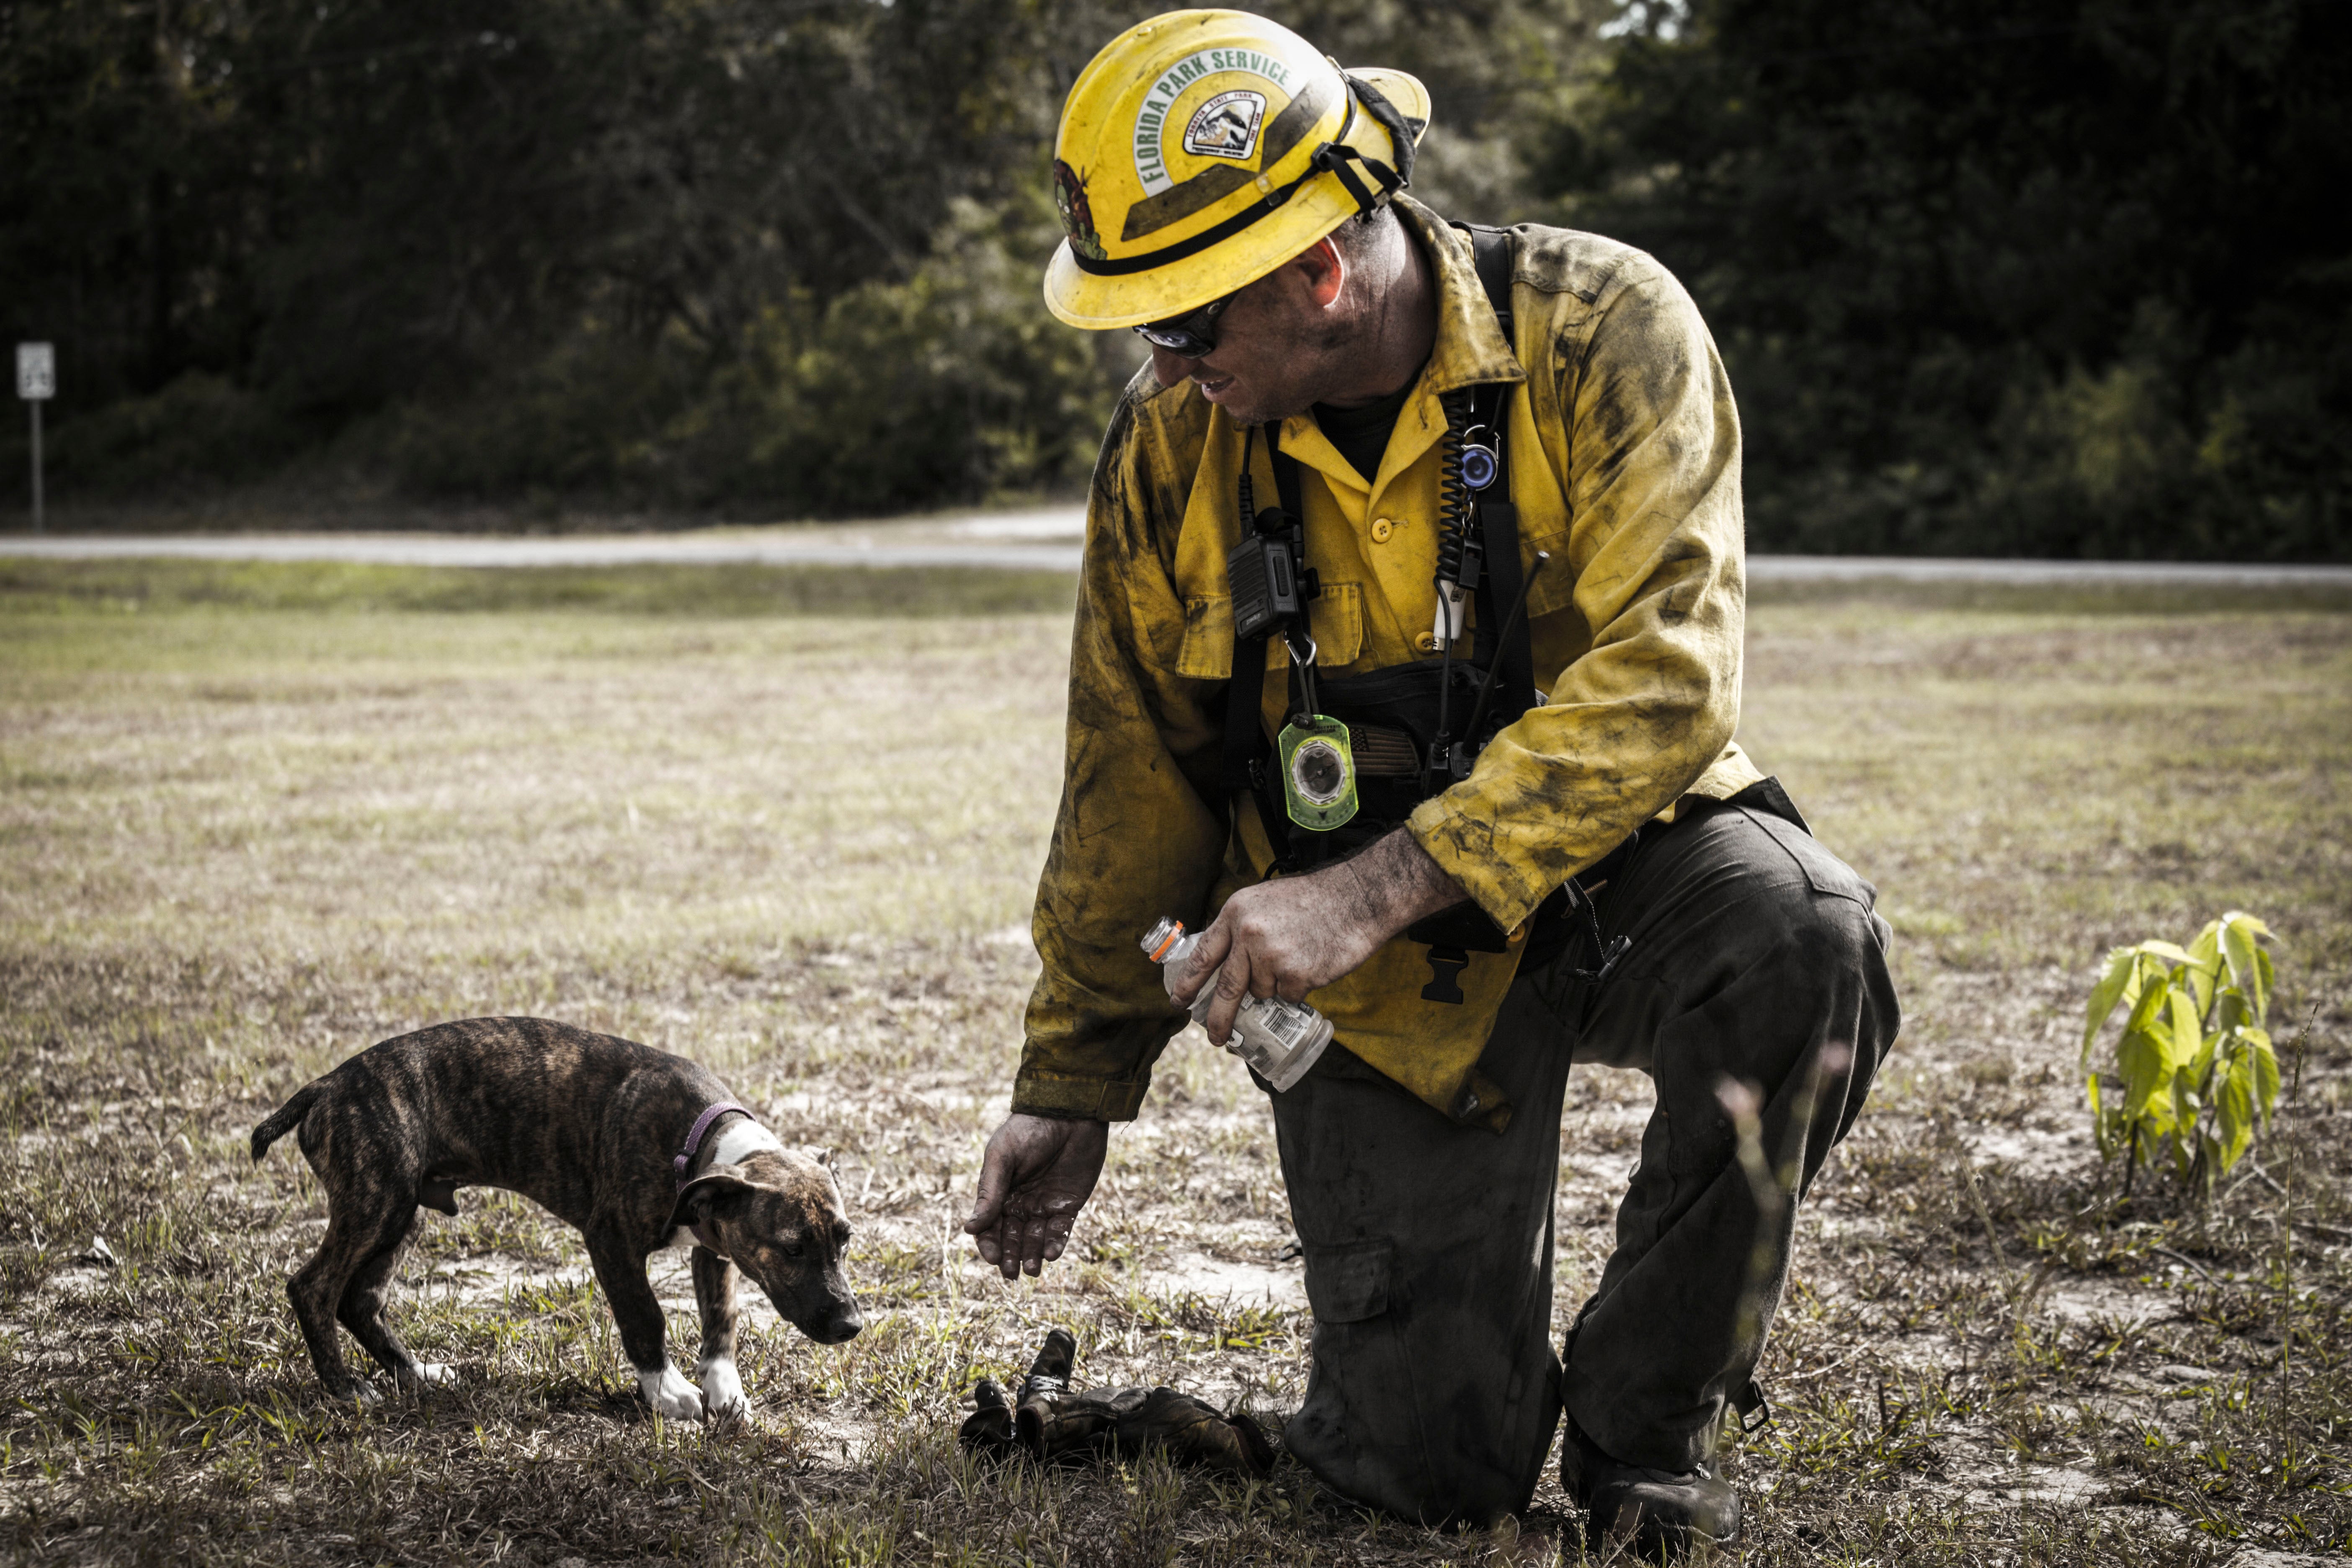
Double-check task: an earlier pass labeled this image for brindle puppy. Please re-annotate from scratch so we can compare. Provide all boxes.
[252,1016,862,1419]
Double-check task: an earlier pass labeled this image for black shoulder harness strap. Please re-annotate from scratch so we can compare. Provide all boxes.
[1456,222,1535,725]
[1217,423,1307,796]
[1465,222,1516,331]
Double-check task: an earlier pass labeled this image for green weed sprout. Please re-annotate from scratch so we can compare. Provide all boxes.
[2082,911,2282,1197]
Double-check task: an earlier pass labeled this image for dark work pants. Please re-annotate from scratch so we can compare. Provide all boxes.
[1269,797,1901,1526]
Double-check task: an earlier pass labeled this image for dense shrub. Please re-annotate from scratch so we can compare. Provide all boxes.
[368,192,1125,514]
[36,373,301,494]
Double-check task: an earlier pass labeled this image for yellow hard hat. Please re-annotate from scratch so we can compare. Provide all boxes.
[1043,9,1430,330]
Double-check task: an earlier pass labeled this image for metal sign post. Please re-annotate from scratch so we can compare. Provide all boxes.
[18,343,54,534]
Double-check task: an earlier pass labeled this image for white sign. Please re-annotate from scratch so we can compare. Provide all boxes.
[17,343,54,401]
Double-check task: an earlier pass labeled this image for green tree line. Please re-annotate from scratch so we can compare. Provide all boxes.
[0,0,1576,520]
[1542,0,2349,559]
[2,0,2344,557]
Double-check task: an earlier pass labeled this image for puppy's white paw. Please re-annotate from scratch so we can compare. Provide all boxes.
[697,1358,747,1421]
[346,1378,382,1406]
[639,1364,704,1422]
[407,1362,457,1388]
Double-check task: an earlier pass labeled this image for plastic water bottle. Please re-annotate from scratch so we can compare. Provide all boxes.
[1141,916,1333,1092]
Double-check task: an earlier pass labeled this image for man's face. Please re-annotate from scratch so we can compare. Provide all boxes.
[1146,251,1351,425]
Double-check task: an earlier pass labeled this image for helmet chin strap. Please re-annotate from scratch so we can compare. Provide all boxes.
[1299,78,1415,223]
[1337,72,1418,206]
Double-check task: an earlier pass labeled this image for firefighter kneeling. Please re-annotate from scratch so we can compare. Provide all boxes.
[962,9,1901,1555]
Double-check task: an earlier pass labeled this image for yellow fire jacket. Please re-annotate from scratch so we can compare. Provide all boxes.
[1013,196,1761,1127]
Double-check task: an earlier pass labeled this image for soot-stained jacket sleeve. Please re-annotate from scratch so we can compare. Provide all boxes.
[1013,390,1229,1122]
[1409,258,1746,931]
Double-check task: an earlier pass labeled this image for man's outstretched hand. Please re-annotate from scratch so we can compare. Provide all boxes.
[964,1113,1109,1279]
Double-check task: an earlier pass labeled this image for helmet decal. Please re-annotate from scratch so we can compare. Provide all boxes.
[1132,48,1298,196]
[1120,74,1333,242]
[1052,160,1107,261]
[1182,90,1267,162]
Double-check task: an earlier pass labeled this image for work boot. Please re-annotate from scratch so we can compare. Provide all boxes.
[1560,1413,1741,1559]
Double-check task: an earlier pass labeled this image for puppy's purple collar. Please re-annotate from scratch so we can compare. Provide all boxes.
[674,1102,753,1190]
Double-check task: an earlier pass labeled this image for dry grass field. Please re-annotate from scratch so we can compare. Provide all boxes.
[1,558,2348,1566]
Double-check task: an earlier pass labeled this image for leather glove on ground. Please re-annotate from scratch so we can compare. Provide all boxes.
[957,1328,1274,1477]
[957,1377,1020,1458]
[1053,1384,1276,1477]
[959,1326,1077,1460]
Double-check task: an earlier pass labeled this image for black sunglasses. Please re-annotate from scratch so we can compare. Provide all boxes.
[1132,291,1235,357]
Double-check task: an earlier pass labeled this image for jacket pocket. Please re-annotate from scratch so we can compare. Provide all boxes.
[1308,582,1364,669]
[1178,583,1364,677]
[1176,595,1232,680]
[1303,1238,1394,1323]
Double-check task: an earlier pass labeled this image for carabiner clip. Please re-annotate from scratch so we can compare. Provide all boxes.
[1284,631,1320,722]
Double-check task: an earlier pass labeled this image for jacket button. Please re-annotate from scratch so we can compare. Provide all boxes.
[1370,518,1395,544]
[1414,630,1438,653]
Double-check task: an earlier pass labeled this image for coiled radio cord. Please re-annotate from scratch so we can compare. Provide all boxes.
[1426,390,1484,791]
[1432,390,1478,644]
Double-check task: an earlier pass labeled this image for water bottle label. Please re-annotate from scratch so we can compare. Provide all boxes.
[1247,997,1317,1051]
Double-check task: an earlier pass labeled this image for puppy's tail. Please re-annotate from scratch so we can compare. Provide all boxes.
[250,1082,324,1162]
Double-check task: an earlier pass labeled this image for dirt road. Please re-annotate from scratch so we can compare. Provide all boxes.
[5,508,2348,586]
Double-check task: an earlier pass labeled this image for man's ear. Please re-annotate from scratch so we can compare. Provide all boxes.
[666,1168,758,1235]
[1298,236,1346,309]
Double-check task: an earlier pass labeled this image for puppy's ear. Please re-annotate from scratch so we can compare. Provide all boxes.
[667,1168,759,1235]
